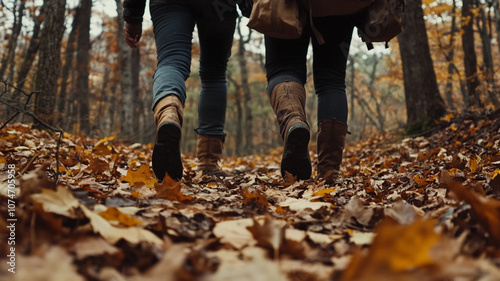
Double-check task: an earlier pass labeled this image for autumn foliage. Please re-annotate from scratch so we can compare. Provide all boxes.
[1,109,500,280]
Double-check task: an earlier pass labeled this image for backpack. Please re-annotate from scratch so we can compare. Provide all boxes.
[246,0,405,49]
[246,0,306,40]
[356,0,405,49]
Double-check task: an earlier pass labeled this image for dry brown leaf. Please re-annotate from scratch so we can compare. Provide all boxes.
[441,170,500,244]
[71,237,121,260]
[19,162,52,198]
[121,164,158,188]
[383,200,418,225]
[246,215,284,259]
[99,206,143,226]
[206,247,287,281]
[14,246,85,281]
[87,156,110,175]
[141,244,187,281]
[155,175,192,202]
[213,218,256,249]
[81,205,163,246]
[243,186,269,207]
[341,218,441,281]
[343,196,374,226]
[30,185,80,218]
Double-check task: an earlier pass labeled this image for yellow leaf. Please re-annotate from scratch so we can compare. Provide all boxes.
[412,174,427,187]
[490,169,500,179]
[469,154,479,173]
[313,188,336,197]
[450,123,457,131]
[99,207,143,226]
[121,164,158,188]
[441,113,454,122]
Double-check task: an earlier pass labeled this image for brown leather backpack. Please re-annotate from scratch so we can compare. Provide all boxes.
[356,0,405,49]
[247,0,404,48]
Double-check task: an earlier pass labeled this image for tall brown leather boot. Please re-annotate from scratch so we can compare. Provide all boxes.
[317,119,348,183]
[270,81,311,180]
[152,95,184,182]
[196,134,226,177]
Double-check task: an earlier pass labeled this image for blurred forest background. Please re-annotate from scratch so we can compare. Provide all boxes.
[0,0,499,156]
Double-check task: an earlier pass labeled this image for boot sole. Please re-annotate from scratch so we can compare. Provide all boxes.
[281,123,311,180]
[152,122,183,182]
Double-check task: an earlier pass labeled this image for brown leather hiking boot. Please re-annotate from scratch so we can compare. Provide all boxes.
[270,81,311,180]
[196,134,226,177]
[152,95,184,182]
[317,119,348,184]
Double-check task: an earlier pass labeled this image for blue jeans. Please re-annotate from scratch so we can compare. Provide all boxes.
[265,15,357,124]
[150,0,237,135]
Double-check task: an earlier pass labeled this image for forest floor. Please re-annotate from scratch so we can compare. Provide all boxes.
[1,109,500,281]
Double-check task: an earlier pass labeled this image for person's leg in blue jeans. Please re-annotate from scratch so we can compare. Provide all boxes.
[311,15,355,183]
[150,3,194,182]
[150,1,236,181]
[194,3,236,176]
[265,27,312,180]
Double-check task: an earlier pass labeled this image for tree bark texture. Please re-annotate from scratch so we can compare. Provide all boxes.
[476,6,499,107]
[58,7,80,128]
[116,0,134,139]
[0,0,24,81]
[397,0,446,130]
[76,0,92,134]
[34,0,66,126]
[237,17,254,154]
[461,0,481,107]
[16,3,44,91]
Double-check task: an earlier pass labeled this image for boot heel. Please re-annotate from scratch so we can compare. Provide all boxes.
[152,122,183,181]
[281,123,311,180]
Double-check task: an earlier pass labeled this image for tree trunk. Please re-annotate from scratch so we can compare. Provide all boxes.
[116,0,134,140]
[237,17,254,154]
[397,0,446,131]
[16,3,45,91]
[461,0,481,107]
[33,0,67,126]
[0,0,24,81]
[58,7,80,128]
[368,54,385,132]
[476,5,499,107]
[131,47,142,143]
[494,0,500,55]
[443,0,458,110]
[4,0,25,84]
[76,0,92,135]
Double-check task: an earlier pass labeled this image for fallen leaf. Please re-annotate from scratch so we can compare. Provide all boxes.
[213,218,255,249]
[121,164,158,188]
[14,246,85,281]
[30,185,80,218]
[343,196,374,226]
[71,237,121,260]
[155,175,192,202]
[99,206,143,226]
[441,170,500,244]
[81,205,163,246]
[246,215,284,259]
[341,218,441,281]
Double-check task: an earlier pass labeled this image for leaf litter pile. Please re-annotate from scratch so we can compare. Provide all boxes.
[1,110,500,281]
